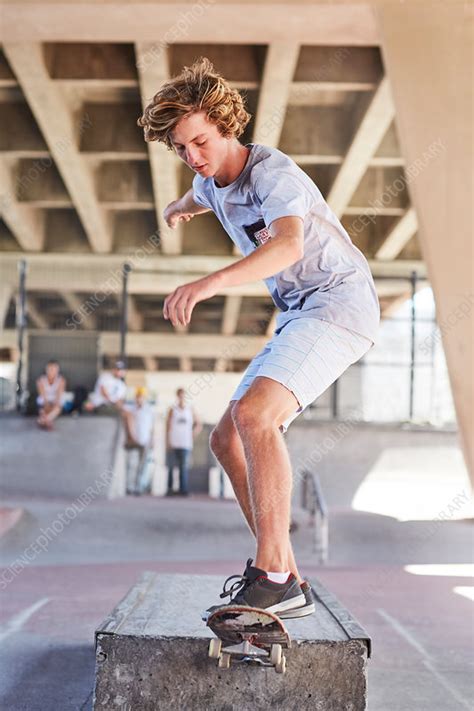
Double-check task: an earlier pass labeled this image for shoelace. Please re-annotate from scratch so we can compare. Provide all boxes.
[219,573,251,601]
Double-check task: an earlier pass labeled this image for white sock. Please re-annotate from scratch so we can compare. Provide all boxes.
[266,570,291,584]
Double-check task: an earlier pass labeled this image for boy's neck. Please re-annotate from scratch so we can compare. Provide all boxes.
[213,142,250,188]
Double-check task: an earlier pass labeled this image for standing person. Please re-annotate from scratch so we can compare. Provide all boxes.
[123,386,155,496]
[137,57,380,618]
[85,360,127,414]
[36,359,66,430]
[166,388,202,496]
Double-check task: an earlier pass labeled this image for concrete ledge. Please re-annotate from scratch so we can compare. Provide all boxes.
[93,572,370,710]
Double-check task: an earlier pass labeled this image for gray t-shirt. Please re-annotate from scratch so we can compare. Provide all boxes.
[192,142,380,343]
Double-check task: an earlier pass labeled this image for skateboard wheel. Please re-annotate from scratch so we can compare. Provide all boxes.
[275,655,286,674]
[218,652,231,669]
[270,644,282,665]
[208,638,222,659]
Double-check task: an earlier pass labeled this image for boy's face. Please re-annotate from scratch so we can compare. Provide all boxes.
[46,363,59,379]
[170,111,228,178]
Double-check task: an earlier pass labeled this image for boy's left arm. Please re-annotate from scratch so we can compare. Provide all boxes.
[163,216,304,327]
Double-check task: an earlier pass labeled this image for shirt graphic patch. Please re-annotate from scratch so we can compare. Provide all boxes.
[243,218,272,248]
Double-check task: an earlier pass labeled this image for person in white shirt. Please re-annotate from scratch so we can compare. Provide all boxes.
[166,387,202,496]
[36,359,66,430]
[123,386,155,496]
[85,360,127,413]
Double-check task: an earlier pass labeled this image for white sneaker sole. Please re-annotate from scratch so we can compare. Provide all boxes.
[265,592,306,615]
[278,602,316,619]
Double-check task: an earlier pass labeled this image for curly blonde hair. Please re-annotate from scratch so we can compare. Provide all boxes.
[137,57,251,149]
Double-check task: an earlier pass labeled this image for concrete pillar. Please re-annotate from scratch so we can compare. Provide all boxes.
[376,4,474,484]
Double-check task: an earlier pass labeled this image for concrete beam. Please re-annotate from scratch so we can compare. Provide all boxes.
[0,329,268,360]
[60,292,98,330]
[143,356,158,371]
[0,253,427,297]
[289,154,404,168]
[380,291,411,319]
[0,4,379,45]
[136,43,183,254]
[327,77,395,217]
[3,43,113,253]
[288,81,377,105]
[266,309,278,336]
[26,297,49,329]
[173,322,193,372]
[375,207,418,261]
[0,158,45,251]
[215,295,242,372]
[127,296,144,332]
[253,42,299,147]
[106,331,267,361]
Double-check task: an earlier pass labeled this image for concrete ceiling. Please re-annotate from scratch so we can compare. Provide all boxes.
[0,3,426,372]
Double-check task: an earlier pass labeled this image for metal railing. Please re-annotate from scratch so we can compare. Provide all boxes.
[301,469,328,564]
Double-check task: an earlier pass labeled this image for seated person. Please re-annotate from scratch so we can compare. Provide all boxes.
[36,359,66,430]
[85,360,127,414]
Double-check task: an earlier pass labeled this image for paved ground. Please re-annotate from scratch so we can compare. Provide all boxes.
[0,415,473,710]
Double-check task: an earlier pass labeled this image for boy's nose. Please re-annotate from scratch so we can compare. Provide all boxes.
[186,149,201,167]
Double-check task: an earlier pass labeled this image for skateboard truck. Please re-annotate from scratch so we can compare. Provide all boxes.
[206,605,290,674]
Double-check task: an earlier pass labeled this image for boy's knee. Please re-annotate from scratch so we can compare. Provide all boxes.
[210,411,239,455]
[209,424,223,455]
[232,397,272,431]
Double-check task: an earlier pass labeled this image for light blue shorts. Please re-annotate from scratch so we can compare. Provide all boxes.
[230,317,373,432]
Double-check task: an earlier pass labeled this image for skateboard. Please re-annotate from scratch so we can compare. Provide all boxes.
[206,605,290,674]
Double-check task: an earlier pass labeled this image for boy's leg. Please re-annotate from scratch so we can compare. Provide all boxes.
[230,376,300,574]
[122,410,135,446]
[136,445,149,493]
[178,449,189,494]
[166,449,175,492]
[210,401,303,583]
[125,449,135,493]
[135,445,146,492]
[39,402,60,428]
[45,403,62,424]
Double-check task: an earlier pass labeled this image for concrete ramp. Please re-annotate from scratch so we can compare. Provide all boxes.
[93,572,370,710]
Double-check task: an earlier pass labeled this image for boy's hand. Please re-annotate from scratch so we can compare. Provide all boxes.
[163,275,219,327]
[163,200,195,229]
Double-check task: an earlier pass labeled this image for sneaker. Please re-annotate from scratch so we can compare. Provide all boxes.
[201,558,252,621]
[277,580,316,619]
[201,558,305,621]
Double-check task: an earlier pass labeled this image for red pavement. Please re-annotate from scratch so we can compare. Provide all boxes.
[1,560,473,709]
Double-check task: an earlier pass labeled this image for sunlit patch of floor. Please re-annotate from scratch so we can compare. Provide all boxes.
[404,564,474,577]
[453,586,474,602]
[403,565,474,603]
[351,447,473,521]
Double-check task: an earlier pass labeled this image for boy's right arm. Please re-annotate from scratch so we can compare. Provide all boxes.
[164,188,210,229]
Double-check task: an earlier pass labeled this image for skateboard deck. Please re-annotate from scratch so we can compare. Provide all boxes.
[206,605,290,673]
